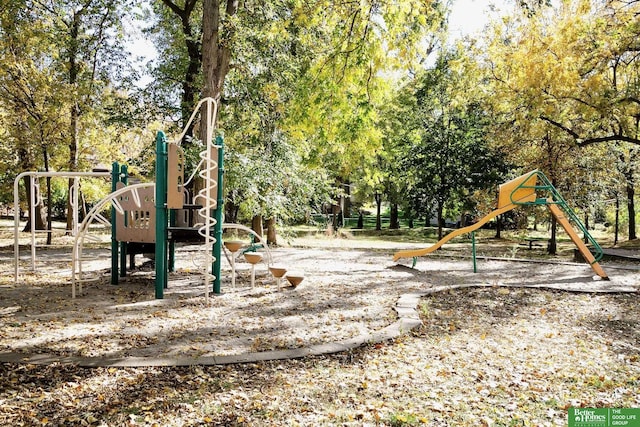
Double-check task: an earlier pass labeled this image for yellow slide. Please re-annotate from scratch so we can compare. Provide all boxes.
[394,171,539,262]
[392,203,517,262]
[547,200,608,280]
[393,170,609,280]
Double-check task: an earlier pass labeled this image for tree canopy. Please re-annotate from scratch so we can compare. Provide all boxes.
[0,0,638,243]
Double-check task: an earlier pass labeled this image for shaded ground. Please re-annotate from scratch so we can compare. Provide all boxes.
[2,239,637,361]
[1,231,639,425]
[1,286,638,426]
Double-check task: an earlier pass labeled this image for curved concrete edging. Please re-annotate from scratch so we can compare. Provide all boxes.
[0,289,434,368]
[0,283,636,368]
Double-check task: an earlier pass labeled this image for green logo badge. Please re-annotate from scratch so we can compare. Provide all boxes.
[568,408,640,427]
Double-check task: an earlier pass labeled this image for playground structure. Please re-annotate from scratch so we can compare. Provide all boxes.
[14,98,297,298]
[13,170,111,280]
[393,170,609,280]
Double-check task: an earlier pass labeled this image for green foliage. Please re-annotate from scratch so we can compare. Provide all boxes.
[482,0,640,239]
[224,138,332,224]
[143,0,448,223]
[0,0,145,209]
[383,49,511,229]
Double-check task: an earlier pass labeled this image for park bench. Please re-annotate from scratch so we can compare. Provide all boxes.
[520,236,545,250]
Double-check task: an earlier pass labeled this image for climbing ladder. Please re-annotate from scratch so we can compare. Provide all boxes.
[508,170,605,264]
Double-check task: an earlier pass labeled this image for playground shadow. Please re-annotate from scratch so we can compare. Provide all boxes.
[1,245,638,363]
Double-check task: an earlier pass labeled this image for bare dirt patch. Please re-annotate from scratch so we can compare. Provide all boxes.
[1,237,638,361]
[1,235,639,425]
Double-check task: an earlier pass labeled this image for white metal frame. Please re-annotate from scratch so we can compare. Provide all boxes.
[71,182,154,298]
[13,171,110,283]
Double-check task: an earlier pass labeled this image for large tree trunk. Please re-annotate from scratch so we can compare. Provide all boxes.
[251,215,263,238]
[66,11,81,233]
[182,38,201,138]
[389,203,399,229]
[18,143,46,231]
[21,176,46,232]
[201,0,237,103]
[266,217,277,245]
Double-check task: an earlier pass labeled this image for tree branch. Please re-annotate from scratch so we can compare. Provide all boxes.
[540,115,640,146]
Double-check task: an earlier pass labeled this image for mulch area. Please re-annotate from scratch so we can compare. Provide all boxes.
[1,239,639,425]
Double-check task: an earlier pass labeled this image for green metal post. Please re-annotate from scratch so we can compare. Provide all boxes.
[212,136,224,295]
[119,164,128,277]
[471,231,477,273]
[155,131,168,299]
[111,162,119,285]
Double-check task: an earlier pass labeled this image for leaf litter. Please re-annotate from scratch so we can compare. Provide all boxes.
[1,242,639,425]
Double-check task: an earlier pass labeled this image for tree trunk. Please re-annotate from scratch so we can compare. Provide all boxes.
[182,37,201,138]
[436,201,444,240]
[342,180,351,219]
[495,214,501,239]
[389,203,399,229]
[251,215,263,238]
[201,0,237,103]
[374,193,382,231]
[266,217,277,245]
[225,199,239,223]
[21,176,46,232]
[615,195,620,245]
[627,179,636,240]
[66,11,81,233]
[583,213,589,244]
[548,215,557,255]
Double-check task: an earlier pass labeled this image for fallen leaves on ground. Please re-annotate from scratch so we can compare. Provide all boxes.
[1,287,638,426]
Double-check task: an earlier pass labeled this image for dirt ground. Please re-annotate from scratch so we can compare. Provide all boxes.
[1,233,640,426]
[1,234,638,361]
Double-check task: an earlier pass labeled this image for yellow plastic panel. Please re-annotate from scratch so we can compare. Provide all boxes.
[498,170,538,208]
[167,143,185,209]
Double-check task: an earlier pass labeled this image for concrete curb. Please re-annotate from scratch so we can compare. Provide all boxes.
[1,283,636,368]
[0,290,432,368]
